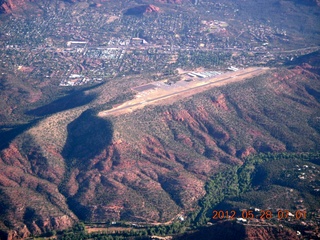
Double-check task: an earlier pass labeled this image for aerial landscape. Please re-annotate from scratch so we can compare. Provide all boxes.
[0,0,319,239]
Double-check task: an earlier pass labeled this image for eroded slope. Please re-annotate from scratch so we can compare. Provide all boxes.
[1,66,319,238]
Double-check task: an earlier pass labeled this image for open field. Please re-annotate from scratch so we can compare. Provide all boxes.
[98,67,270,117]
[86,226,135,234]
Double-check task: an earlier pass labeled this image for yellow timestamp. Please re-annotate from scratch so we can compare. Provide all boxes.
[212,209,307,220]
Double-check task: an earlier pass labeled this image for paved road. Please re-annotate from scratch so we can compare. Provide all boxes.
[101,67,266,115]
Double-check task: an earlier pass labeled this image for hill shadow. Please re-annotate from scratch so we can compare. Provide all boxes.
[306,86,320,103]
[176,222,246,240]
[62,110,113,163]
[26,92,97,117]
[0,120,38,151]
[291,0,318,6]
[124,5,156,16]
[285,50,320,73]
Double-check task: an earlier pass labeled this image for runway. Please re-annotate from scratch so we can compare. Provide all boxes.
[99,67,268,116]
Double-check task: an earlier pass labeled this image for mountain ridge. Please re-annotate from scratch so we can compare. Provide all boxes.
[1,61,320,238]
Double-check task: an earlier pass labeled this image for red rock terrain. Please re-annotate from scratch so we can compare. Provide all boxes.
[1,64,320,238]
[0,0,161,15]
[124,4,161,15]
[0,0,17,13]
[155,0,185,4]
[0,142,78,239]
[0,0,109,14]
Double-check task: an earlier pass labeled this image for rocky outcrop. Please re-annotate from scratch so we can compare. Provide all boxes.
[55,66,320,226]
[0,0,38,14]
[1,54,320,237]
[0,140,78,238]
[155,0,185,3]
[0,0,16,13]
[2,65,320,236]
[0,0,105,14]
[2,215,74,240]
[124,4,161,15]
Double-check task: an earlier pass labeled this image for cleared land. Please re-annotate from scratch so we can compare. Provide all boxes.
[98,67,269,117]
[86,226,135,234]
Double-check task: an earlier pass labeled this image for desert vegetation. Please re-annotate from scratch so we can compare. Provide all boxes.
[0,1,320,238]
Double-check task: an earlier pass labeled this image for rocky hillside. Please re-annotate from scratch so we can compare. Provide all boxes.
[124,4,161,15]
[0,0,25,13]
[0,61,320,238]
[0,0,162,14]
[0,0,108,14]
[1,0,318,15]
